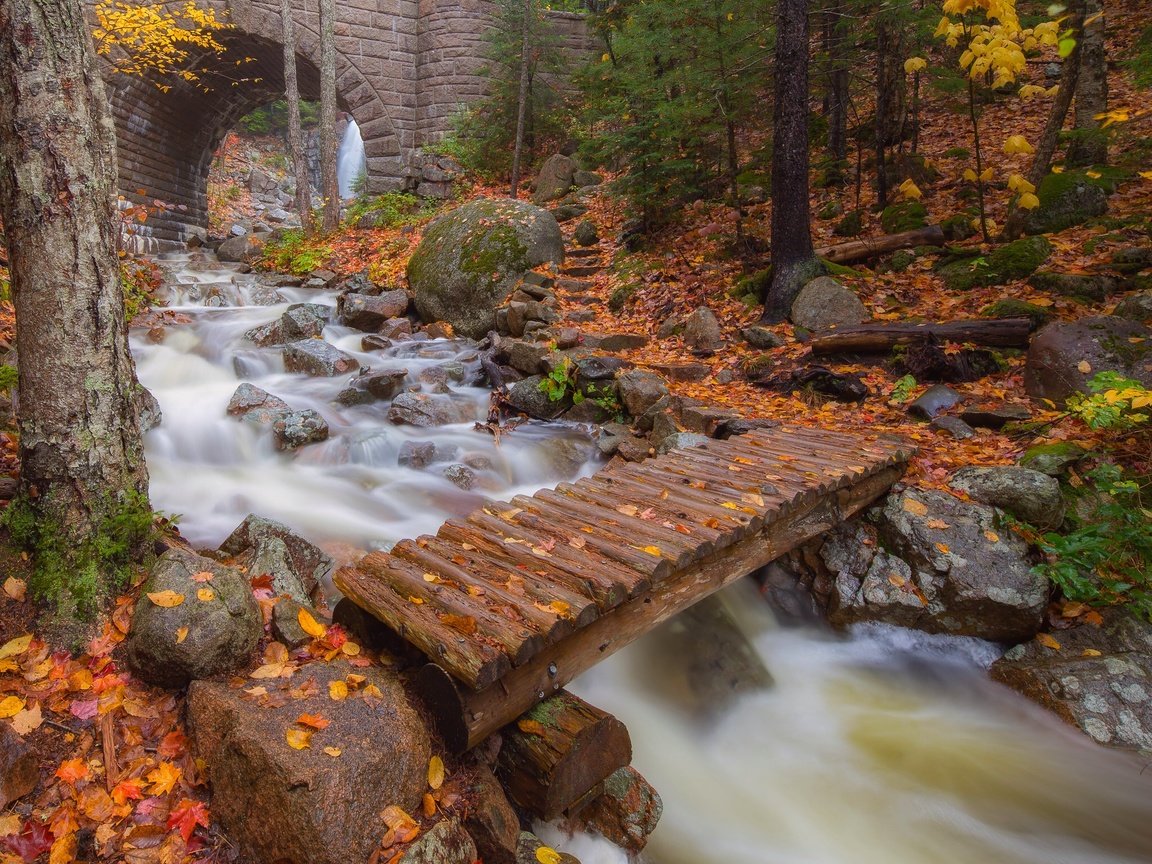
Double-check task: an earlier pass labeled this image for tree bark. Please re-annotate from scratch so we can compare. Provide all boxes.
[1067,0,1108,167]
[318,0,340,232]
[281,0,313,233]
[762,0,816,322]
[825,0,849,162]
[509,0,534,199]
[808,318,1034,355]
[0,0,150,606]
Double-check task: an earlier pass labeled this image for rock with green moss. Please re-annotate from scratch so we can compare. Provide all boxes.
[1110,246,1152,275]
[817,200,844,220]
[1024,170,1108,235]
[833,210,863,237]
[1019,442,1087,476]
[1023,316,1152,405]
[938,236,1052,291]
[408,199,563,339]
[890,249,917,272]
[1113,290,1152,324]
[1028,271,1118,302]
[981,298,1053,328]
[880,201,928,234]
[940,213,977,241]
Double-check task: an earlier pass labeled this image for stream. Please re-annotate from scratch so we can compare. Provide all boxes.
[133,253,1152,863]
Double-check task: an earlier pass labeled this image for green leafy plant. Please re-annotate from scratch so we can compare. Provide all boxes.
[0,365,16,394]
[345,192,440,230]
[262,230,333,275]
[120,257,163,321]
[539,356,579,402]
[888,374,918,404]
[1064,372,1152,430]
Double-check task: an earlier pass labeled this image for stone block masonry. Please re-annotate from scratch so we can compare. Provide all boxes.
[86,0,595,248]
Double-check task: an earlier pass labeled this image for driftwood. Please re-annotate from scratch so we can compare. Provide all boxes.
[809,318,1033,356]
[816,225,945,264]
[496,689,632,820]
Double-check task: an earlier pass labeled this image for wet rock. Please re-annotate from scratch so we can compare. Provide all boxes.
[219,514,332,597]
[399,818,478,864]
[790,277,868,332]
[681,306,724,351]
[950,466,1065,529]
[0,723,37,810]
[1023,316,1152,406]
[270,596,314,649]
[741,326,785,349]
[361,335,393,352]
[464,766,520,864]
[443,464,478,490]
[136,384,163,434]
[991,611,1152,750]
[337,368,409,406]
[657,432,709,455]
[244,319,288,347]
[423,321,455,339]
[506,375,569,420]
[238,536,313,607]
[283,339,360,377]
[398,440,437,469]
[125,548,261,688]
[380,317,414,339]
[1114,291,1152,324]
[931,416,975,439]
[516,832,580,864]
[273,409,329,451]
[824,489,1046,642]
[388,392,476,427]
[616,370,669,417]
[959,404,1031,429]
[282,303,331,339]
[217,232,270,264]
[187,661,432,864]
[533,154,577,204]
[908,384,963,419]
[539,437,592,476]
[570,767,662,855]
[338,290,410,331]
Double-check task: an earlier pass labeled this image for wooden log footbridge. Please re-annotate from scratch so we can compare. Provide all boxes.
[335,424,915,753]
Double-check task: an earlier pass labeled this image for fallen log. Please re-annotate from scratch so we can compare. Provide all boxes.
[496,689,632,820]
[809,318,1033,356]
[816,225,945,265]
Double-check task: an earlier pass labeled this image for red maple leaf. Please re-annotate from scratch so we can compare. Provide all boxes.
[158,730,189,759]
[0,819,54,861]
[167,798,210,843]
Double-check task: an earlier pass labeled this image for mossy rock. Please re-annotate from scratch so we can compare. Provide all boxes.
[408,198,563,339]
[890,250,917,273]
[817,200,844,220]
[608,283,637,312]
[833,210,864,237]
[981,298,1053,328]
[941,213,977,241]
[1028,271,1117,302]
[1019,442,1088,476]
[820,259,864,278]
[939,237,1052,291]
[943,147,971,159]
[880,201,928,234]
[1024,170,1109,235]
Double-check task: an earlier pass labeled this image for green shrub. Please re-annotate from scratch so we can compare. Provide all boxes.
[345,192,440,230]
[263,230,333,275]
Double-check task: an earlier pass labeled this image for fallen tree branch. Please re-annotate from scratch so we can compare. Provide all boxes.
[808,318,1033,355]
[816,225,945,265]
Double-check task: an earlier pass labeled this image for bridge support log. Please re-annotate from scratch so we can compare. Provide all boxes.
[415,463,907,751]
[496,690,632,821]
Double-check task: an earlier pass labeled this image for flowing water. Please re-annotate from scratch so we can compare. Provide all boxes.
[135,254,1152,864]
[132,253,598,567]
[336,119,367,200]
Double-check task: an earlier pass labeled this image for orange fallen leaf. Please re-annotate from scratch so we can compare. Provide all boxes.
[536,847,563,864]
[903,498,929,516]
[176,626,189,644]
[422,793,437,818]
[441,614,477,635]
[0,695,25,719]
[2,577,26,601]
[286,728,314,750]
[55,758,89,785]
[925,519,950,530]
[1082,648,1103,657]
[984,530,1000,543]
[197,588,215,602]
[517,718,547,735]
[934,543,951,555]
[427,755,445,790]
[191,570,215,583]
[296,713,330,730]
[147,590,185,608]
[297,608,327,639]
[1037,633,1062,651]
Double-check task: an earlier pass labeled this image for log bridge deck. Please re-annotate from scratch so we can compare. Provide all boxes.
[335,424,915,751]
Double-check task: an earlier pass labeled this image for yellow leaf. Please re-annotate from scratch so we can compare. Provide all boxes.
[250,662,287,679]
[2,577,26,601]
[1139,171,1152,181]
[341,642,361,656]
[427,755,445,790]
[1017,191,1040,210]
[323,746,342,757]
[175,626,189,644]
[1085,170,1101,179]
[298,608,327,639]
[616,505,639,517]
[147,590,185,608]
[935,542,951,555]
[1003,134,1034,155]
[286,728,313,750]
[0,696,26,719]
[903,497,929,516]
[146,761,181,795]
[536,847,563,864]
[0,634,33,659]
[979,167,995,182]
[984,530,1000,543]
[329,680,349,701]
[1077,360,1092,374]
[196,588,215,602]
[1082,648,1102,657]
[1037,633,1061,650]
[898,179,923,201]
[904,56,928,73]
[887,572,907,588]
[962,168,978,182]
[49,832,77,864]
[639,545,662,556]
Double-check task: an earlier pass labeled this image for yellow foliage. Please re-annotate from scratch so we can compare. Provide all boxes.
[1017,191,1040,209]
[898,179,923,201]
[904,57,928,74]
[1003,134,1035,155]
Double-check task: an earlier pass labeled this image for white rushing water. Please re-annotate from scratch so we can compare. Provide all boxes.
[132,252,598,566]
[550,579,1152,864]
[336,118,367,200]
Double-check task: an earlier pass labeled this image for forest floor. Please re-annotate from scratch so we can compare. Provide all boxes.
[1,9,1151,862]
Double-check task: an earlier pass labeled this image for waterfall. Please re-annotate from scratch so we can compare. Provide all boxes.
[336,118,367,199]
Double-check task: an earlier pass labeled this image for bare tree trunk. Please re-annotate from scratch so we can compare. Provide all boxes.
[826,0,849,163]
[1067,0,1108,167]
[319,0,340,232]
[509,0,534,199]
[281,0,313,233]
[0,0,150,616]
[874,17,905,205]
[763,0,816,322]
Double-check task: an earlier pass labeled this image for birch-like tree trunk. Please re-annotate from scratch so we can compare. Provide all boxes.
[281,0,314,232]
[509,0,534,199]
[1067,0,1108,167]
[319,0,340,232]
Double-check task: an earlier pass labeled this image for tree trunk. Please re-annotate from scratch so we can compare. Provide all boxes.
[762,0,816,322]
[815,224,945,264]
[825,0,848,162]
[1067,0,1108,167]
[318,0,340,232]
[808,318,1034,355]
[509,0,534,199]
[0,0,150,612]
[280,0,313,233]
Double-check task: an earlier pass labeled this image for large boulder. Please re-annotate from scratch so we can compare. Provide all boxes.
[823,489,1047,643]
[187,660,432,864]
[532,154,577,204]
[681,306,724,351]
[388,392,477,427]
[616,370,669,417]
[220,514,332,597]
[1024,170,1108,235]
[125,548,261,688]
[991,612,1152,750]
[949,466,1065,529]
[408,199,564,339]
[937,236,1052,291]
[1023,316,1152,406]
[790,277,868,331]
[217,232,271,264]
[338,290,409,332]
[283,339,360,377]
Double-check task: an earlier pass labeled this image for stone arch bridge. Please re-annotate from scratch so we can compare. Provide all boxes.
[92,0,592,248]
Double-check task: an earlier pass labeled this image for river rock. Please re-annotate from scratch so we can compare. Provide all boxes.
[991,611,1152,750]
[569,767,663,855]
[337,368,409,406]
[443,464,478,490]
[1023,316,1152,406]
[338,290,409,331]
[463,766,520,864]
[398,818,478,864]
[790,277,868,332]
[380,317,413,340]
[219,514,332,597]
[516,832,580,864]
[281,303,330,339]
[0,723,37,810]
[398,441,437,469]
[283,339,360,377]
[949,466,1065,529]
[187,660,432,864]
[227,384,292,427]
[388,392,476,427]
[217,232,270,264]
[823,489,1047,643]
[136,384,163,434]
[125,548,261,688]
[533,154,577,204]
[273,409,329,451]
[408,198,564,339]
[506,375,569,420]
[616,370,669,417]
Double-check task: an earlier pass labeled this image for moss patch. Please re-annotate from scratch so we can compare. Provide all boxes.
[880,201,928,234]
[981,298,1053,328]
